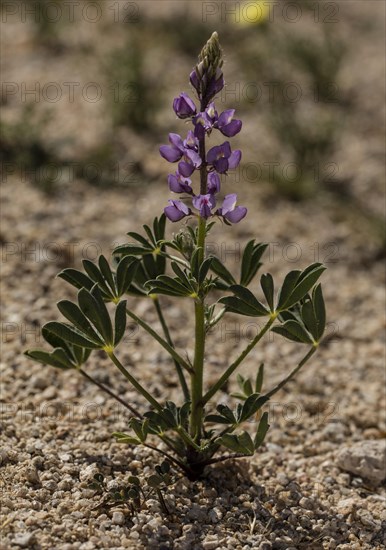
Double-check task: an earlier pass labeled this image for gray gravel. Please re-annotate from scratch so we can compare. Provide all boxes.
[1,176,385,549]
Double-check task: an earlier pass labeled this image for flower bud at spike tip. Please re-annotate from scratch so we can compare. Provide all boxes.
[190,32,224,107]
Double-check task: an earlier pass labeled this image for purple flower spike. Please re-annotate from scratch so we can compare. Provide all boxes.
[160,133,185,163]
[207,172,221,194]
[173,93,196,119]
[168,172,193,194]
[164,200,191,222]
[207,142,241,174]
[217,194,247,224]
[217,109,242,137]
[192,194,216,219]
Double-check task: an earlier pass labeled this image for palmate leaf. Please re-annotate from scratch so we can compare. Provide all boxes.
[146,274,195,298]
[113,214,167,286]
[272,319,313,344]
[218,432,255,456]
[277,263,326,311]
[58,255,139,303]
[43,321,102,349]
[219,285,269,317]
[209,241,268,289]
[25,348,74,370]
[78,286,113,345]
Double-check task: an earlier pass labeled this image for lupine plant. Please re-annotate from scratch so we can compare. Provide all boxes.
[26,33,327,481]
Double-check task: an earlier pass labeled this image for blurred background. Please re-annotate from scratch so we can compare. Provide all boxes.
[1,0,385,255]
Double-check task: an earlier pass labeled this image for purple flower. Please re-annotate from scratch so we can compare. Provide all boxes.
[164,200,191,222]
[192,194,216,219]
[178,149,202,177]
[217,194,247,224]
[160,133,185,163]
[168,172,193,194]
[193,112,213,140]
[207,142,242,174]
[173,93,196,119]
[207,172,221,194]
[216,109,242,137]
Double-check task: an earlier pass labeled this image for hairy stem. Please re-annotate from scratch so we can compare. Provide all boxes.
[107,351,163,412]
[153,297,190,400]
[125,308,193,374]
[79,368,142,418]
[202,316,276,405]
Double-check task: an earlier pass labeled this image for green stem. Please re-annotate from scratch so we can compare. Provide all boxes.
[79,368,142,418]
[125,308,193,374]
[189,133,208,442]
[153,297,190,400]
[202,316,276,405]
[107,351,163,412]
[264,345,317,399]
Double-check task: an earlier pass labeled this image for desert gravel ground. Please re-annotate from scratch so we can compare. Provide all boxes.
[1,176,385,550]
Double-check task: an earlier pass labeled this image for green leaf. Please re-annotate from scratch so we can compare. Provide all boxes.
[239,394,269,422]
[43,321,101,349]
[198,257,213,285]
[25,349,73,369]
[218,432,255,455]
[219,285,268,317]
[312,284,326,340]
[116,257,139,296]
[57,268,93,291]
[78,287,113,345]
[98,255,116,294]
[277,270,301,311]
[272,320,313,344]
[82,260,111,295]
[284,264,326,309]
[260,273,275,312]
[254,412,270,449]
[301,300,318,341]
[114,300,127,347]
[147,474,162,488]
[240,242,268,286]
[255,363,264,393]
[57,300,103,344]
[210,257,236,287]
[112,432,141,445]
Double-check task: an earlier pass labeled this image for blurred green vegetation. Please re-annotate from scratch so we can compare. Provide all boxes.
[1,1,384,250]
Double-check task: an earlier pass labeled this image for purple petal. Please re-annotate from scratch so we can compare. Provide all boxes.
[207,172,221,194]
[164,200,190,222]
[169,133,184,151]
[178,161,195,177]
[214,157,229,174]
[218,109,235,127]
[185,149,202,168]
[228,149,242,170]
[207,145,221,164]
[160,145,182,163]
[221,141,232,158]
[221,194,238,214]
[220,119,242,138]
[225,207,247,223]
